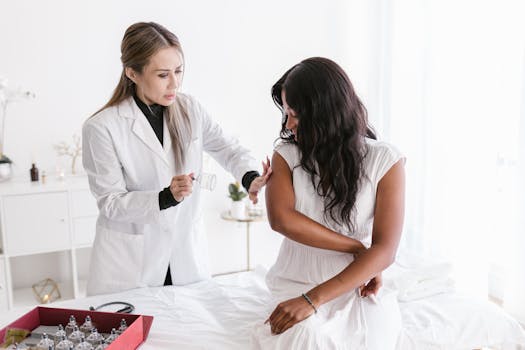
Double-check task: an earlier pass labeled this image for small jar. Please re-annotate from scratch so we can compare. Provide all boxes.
[65,315,77,336]
[36,333,54,349]
[54,324,67,343]
[79,316,94,335]
[68,326,83,344]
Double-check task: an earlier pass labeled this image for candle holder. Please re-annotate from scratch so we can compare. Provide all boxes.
[32,278,61,304]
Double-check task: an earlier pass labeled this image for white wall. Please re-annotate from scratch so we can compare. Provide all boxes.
[0,0,380,273]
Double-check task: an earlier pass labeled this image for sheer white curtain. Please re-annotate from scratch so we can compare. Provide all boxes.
[505,51,525,321]
[375,0,525,319]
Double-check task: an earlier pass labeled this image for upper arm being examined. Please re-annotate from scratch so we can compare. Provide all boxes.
[371,159,406,261]
[265,152,295,231]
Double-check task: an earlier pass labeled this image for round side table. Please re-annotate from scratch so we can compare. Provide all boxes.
[220,210,265,271]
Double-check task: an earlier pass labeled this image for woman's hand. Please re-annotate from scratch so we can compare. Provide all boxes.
[169,172,194,202]
[248,157,272,204]
[351,241,367,256]
[265,296,315,335]
[352,245,382,297]
[359,272,383,298]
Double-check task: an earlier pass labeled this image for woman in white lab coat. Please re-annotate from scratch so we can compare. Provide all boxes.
[82,22,271,296]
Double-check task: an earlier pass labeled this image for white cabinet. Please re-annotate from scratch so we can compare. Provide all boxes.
[0,176,98,310]
[0,258,7,312]
[4,192,70,256]
[71,189,98,247]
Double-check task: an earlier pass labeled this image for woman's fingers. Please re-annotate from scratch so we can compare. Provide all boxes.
[261,156,272,177]
[359,284,366,296]
[267,303,284,325]
[271,311,290,334]
[263,165,273,180]
[261,161,268,174]
[248,157,274,204]
[170,173,195,201]
[268,303,291,334]
[360,275,383,297]
[267,297,316,335]
[279,318,297,334]
[249,192,258,205]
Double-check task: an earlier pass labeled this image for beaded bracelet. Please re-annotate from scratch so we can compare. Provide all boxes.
[301,293,318,313]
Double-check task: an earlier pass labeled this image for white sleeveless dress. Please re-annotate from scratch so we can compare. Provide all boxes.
[251,138,405,350]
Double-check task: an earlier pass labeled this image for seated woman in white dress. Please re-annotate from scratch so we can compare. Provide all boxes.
[252,57,405,350]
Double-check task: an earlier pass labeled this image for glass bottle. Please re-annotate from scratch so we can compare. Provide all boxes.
[36,333,55,349]
[116,319,127,335]
[86,328,103,346]
[68,326,83,344]
[94,339,109,350]
[54,324,67,343]
[105,328,118,343]
[30,163,39,182]
[65,315,77,336]
[74,336,93,350]
[55,335,74,350]
[79,316,94,335]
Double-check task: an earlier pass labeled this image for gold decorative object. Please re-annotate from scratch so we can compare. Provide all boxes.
[32,278,61,304]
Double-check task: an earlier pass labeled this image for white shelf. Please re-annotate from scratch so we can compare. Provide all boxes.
[0,174,89,193]
[8,247,71,258]
[12,281,75,309]
[74,244,94,250]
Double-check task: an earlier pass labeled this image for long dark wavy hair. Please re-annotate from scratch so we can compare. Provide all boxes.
[272,57,377,230]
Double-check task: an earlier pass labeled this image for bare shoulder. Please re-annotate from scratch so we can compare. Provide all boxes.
[378,159,405,189]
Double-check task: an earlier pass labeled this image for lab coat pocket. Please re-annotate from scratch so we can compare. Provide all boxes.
[87,227,145,295]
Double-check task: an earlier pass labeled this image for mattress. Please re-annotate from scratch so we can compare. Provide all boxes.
[1,268,524,349]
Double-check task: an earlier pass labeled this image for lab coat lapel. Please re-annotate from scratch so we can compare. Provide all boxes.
[163,115,172,156]
[120,97,170,167]
[163,114,177,173]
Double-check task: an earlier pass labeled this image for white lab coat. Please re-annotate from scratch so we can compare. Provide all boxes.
[82,94,256,296]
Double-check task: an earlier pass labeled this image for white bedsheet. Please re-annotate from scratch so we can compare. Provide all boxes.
[1,268,524,349]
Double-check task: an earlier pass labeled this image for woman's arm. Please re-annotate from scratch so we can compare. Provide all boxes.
[267,159,405,334]
[308,159,405,304]
[266,152,364,254]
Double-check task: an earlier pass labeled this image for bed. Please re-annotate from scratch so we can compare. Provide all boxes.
[1,266,524,349]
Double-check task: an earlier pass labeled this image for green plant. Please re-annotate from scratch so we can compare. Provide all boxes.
[0,155,12,164]
[228,182,247,201]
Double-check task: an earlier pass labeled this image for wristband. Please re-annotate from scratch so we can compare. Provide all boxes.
[301,293,318,313]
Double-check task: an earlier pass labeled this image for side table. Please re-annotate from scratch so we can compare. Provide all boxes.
[220,211,265,271]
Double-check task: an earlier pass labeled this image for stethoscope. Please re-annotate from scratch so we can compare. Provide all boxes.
[89,301,135,314]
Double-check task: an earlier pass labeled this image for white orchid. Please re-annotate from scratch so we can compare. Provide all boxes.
[0,77,35,160]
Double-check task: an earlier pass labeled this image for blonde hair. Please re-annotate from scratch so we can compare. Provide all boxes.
[94,22,191,170]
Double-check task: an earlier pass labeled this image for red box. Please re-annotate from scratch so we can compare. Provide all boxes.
[0,306,153,349]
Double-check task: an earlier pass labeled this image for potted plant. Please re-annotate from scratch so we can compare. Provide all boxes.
[228,182,247,219]
[0,154,12,182]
